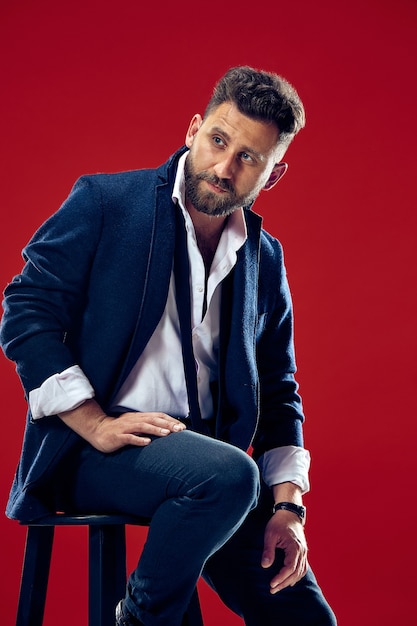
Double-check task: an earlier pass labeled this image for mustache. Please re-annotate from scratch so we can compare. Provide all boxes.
[196,172,235,194]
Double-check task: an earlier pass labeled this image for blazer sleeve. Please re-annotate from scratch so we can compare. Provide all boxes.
[0,176,103,395]
[251,232,305,459]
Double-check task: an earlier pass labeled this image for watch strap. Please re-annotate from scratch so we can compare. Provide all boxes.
[272,501,306,525]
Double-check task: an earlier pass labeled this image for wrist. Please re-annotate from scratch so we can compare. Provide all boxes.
[272,501,306,525]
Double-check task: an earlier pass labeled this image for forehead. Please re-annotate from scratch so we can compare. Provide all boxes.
[202,102,279,159]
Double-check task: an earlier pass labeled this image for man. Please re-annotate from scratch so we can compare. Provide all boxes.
[1,66,336,625]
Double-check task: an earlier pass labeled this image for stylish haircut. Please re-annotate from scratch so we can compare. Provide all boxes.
[204,66,306,156]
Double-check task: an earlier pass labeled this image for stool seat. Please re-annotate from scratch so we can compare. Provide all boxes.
[16,513,203,626]
[24,512,151,526]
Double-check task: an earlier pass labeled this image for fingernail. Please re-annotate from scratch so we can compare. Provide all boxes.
[161,428,170,435]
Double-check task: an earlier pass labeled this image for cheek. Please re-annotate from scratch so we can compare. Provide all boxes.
[239,172,266,196]
[253,168,273,193]
[192,149,215,173]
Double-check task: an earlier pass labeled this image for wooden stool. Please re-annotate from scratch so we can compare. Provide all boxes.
[16,513,203,626]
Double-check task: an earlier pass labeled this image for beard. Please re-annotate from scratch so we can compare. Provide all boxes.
[184,152,261,217]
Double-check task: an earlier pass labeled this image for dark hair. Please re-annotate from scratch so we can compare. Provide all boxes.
[204,66,306,155]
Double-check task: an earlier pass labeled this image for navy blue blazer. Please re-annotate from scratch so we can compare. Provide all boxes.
[1,146,304,521]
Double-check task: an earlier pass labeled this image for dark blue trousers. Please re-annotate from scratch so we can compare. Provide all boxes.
[68,429,336,626]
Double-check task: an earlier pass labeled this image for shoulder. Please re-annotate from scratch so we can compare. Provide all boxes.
[258,228,286,287]
[72,168,159,207]
[73,145,188,202]
[259,228,284,263]
[258,228,291,311]
[243,208,284,266]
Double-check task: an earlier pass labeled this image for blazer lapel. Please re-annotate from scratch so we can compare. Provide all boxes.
[110,179,176,399]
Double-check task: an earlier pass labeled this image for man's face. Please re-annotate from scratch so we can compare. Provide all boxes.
[184,102,282,217]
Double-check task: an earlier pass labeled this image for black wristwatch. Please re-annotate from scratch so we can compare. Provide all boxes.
[272,501,306,525]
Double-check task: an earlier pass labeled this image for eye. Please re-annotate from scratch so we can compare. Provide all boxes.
[240,152,255,164]
[213,135,225,148]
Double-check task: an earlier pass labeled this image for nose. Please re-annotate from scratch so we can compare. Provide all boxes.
[213,153,235,180]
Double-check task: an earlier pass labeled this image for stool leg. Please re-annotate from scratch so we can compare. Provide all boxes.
[16,525,54,626]
[89,524,127,626]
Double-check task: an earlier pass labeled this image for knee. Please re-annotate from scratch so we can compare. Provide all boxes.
[219,447,259,499]
[198,443,260,514]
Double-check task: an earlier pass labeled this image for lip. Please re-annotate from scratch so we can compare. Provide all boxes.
[205,180,227,194]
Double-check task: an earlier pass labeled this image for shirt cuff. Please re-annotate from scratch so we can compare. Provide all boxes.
[28,365,95,419]
[257,445,311,494]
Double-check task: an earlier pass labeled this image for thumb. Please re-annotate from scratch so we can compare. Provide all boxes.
[261,539,275,568]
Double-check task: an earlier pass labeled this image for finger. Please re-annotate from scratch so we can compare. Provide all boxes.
[269,564,299,593]
[98,432,152,453]
[261,528,281,568]
[119,413,186,437]
[152,414,187,432]
[269,542,298,584]
[261,543,276,568]
[120,433,152,447]
[135,413,187,433]
[270,552,308,593]
[140,420,185,437]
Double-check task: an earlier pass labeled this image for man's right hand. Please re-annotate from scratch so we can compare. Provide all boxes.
[59,399,186,453]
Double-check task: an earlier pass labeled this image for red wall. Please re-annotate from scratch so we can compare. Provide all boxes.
[1,1,416,624]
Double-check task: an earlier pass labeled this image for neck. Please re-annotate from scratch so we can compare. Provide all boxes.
[186,203,227,271]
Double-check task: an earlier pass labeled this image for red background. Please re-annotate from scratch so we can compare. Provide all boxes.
[1,0,416,624]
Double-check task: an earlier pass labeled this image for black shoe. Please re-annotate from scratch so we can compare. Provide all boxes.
[115,600,144,626]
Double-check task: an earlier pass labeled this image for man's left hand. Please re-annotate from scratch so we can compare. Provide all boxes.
[261,509,308,593]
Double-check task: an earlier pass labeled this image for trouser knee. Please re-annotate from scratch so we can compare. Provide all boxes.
[192,442,260,521]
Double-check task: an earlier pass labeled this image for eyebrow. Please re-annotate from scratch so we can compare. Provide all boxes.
[210,126,266,162]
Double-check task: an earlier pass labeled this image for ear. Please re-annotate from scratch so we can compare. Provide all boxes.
[263,162,288,191]
[185,114,203,148]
